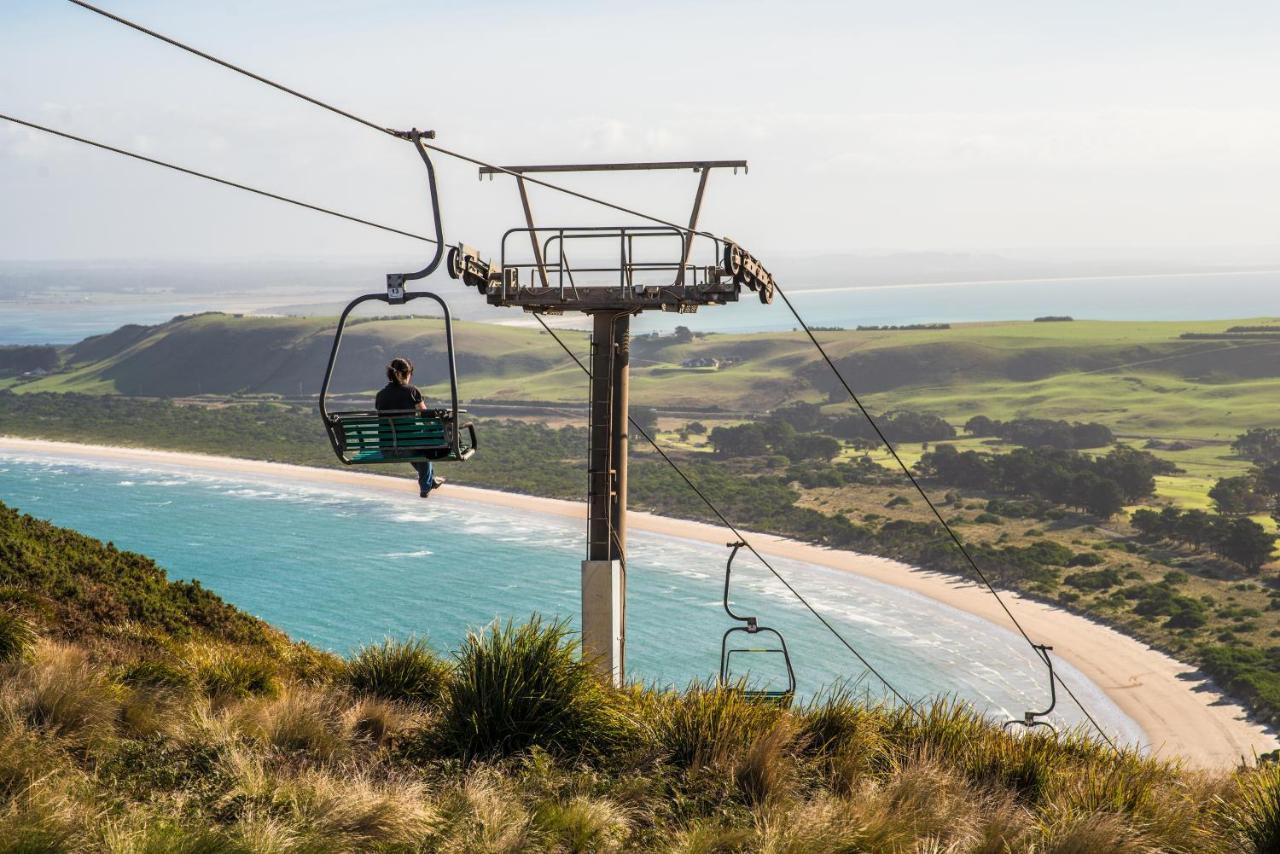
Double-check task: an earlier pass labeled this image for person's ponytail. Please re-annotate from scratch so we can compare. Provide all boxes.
[386,357,414,385]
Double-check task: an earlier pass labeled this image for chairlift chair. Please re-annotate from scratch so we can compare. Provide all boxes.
[719,541,796,700]
[1003,643,1058,735]
[318,129,477,466]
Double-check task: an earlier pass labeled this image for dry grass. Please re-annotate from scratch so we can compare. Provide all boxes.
[0,620,1274,852]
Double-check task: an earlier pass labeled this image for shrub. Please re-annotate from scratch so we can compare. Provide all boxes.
[442,617,625,758]
[345,637,451,705]
[1021,540,1075,566]
[1065,569,1123,591]
[0,609,36,663]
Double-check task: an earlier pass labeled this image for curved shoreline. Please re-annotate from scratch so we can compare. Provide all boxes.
[1,436,1274,768]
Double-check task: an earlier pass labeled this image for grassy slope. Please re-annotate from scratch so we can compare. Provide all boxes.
[1,503,1277,852]
[9,314,1279,436]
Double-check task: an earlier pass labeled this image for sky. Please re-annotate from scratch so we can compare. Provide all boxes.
[2,0,1280,265]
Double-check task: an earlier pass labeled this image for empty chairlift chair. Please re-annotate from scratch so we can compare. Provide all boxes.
[1003,643,1058,735]
[719,541,796,700]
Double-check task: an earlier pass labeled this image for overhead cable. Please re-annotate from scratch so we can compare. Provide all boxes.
[0,113,436,246]
[531,314,919,714]
[65,0,712,239]
[772,282,1121,752]
[57,0,1118,745]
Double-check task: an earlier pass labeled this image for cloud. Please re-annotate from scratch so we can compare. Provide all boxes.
[799,110,1280,174]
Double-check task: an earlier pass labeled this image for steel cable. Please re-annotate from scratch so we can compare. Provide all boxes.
[0,113,437,246]
[530,314,920,713]
[65,0,714,239]
[51,0,1121,744]
[772,282,1121,751]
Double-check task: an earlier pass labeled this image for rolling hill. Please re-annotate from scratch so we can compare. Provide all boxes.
[7,313,1280,438]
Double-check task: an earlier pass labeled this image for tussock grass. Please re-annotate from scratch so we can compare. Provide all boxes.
[1225,762,1280,853]
[344,636,451,705]
[240,686,350,759]
[184,643,279,701]
[344,695,422,749]
[0,610,36,664]
[658,683,784,769]
[1,617,1276,851]
[442,617,628,759]
[6,643,119,745]
[532,795,632,852]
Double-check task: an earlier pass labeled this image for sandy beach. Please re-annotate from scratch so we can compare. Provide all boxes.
[1,435,1274,768]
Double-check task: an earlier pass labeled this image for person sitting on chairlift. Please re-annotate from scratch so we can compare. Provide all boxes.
[376,357,447,498]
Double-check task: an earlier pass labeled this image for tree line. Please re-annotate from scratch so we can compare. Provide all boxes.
[963,415,1114,450]
[1131,506,1277,573]
[917,444,1169,518]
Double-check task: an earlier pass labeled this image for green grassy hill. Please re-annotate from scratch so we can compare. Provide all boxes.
[2,499,1279,851]
[19,312,583,399]
[10,314,1279,439]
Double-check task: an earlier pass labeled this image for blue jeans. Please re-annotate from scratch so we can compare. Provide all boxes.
[412,461,434,492]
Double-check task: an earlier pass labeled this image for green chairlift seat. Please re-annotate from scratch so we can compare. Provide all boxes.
[326,408,476,464]
[316,129,479,468]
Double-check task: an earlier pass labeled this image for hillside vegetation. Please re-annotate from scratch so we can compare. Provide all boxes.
[8,314,1280,438]
[2,501,1279,852]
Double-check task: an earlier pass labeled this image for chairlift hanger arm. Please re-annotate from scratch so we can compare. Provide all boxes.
[387,129,445,293]
[721,541,754,625]
[1004,643,1058,733]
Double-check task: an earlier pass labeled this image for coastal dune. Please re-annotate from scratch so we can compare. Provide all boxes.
[1,436,1274,768]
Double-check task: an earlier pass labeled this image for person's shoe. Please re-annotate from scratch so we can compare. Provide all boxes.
[419,489,432,498]
[431,476,446,490]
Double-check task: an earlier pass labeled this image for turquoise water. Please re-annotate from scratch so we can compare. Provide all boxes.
[0,449,1146,747]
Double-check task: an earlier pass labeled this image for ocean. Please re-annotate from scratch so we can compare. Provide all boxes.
[0,449,1146,747]
[4,270,1279,345]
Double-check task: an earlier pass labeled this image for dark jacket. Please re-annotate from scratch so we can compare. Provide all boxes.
[375,381,423,412]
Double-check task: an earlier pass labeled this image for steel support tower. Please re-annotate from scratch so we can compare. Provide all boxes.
[449,161,776,685]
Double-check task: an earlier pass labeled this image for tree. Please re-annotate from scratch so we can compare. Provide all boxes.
[1175,509,1214,550]
[632,406,660,436]
[1210,517,1277,573]
[1232,427,1280,465]
[1209,475,1268,516]
[768,401,828,433]
[708,423,769,457]
[1070,422,1115,449]
[673,325,694,343]
[882,411,956,442]
[780,433,841,463]
[685,421,707,435]
[1071,473,1125,518]
[1095,447,1159,503]
[963,415,997,436]
[1130,508,1164,539]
